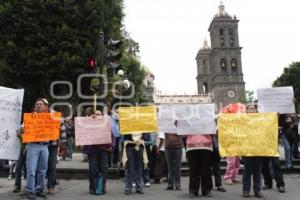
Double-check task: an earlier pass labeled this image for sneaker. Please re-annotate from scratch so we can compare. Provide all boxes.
[145,182,151,187]
[262,185,272,190]
[36,192,47,198]
[233,179,241,184]
[165,186,173,190]
[26,192,36,199]
[125,190,131,195]
[203,191,212,197]
[243,192,250,198]
[65,157,72,161]
[225,180,233,185]
[254,191,263,198]
[278,186,285,193]
[8,175,12,180]
[13,188,21,193]
[217,187,226,192]
[47,188,55,195]
[136,190,144,194]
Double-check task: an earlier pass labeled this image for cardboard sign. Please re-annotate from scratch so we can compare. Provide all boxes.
[158,104,216,135]
[257,86,295,114]
[0,87,24,160]
[218,113,279,157]
[119,106,158,134]
[75,116,112,146]
[22,112,61,143]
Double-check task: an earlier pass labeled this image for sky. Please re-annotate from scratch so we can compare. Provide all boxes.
[123,0,300,95]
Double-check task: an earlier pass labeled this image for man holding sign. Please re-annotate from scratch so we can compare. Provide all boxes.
[23,98,60,199]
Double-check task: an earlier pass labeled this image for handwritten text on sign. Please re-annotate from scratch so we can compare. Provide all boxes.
[218,113,279,157]
[176,104,216,135]
[0,87,24,160]
[23,113,61,143]
[75,117,112,146]
[119,106,158,135]
[257,86,295,114]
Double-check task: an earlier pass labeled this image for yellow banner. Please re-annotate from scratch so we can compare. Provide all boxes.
[119,106,158,135]
[218,113,279,157]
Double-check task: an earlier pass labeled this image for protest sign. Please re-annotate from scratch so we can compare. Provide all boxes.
[218,113,279,157]
[23,112,61,143]
[257,87,295,114]
[75,116,112,146]
[119,106,158,134]
[0,87,24,160]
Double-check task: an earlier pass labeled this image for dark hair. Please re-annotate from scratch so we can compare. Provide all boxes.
[36,98,49,105]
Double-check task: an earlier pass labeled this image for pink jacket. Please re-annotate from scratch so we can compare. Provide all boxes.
[186,135,213,149]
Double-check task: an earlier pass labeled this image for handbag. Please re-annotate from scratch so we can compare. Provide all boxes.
[92,173,106,195]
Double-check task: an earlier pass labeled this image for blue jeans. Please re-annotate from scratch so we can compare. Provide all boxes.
[280,133,294,168]
[125,146,143,192]
[66,137,74,159]
[242,157,262,193]
[165,148,182,189]
[87,150,108,192]
[26,143,49,193]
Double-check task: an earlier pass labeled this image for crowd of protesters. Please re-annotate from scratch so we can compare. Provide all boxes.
[1,97,299,199]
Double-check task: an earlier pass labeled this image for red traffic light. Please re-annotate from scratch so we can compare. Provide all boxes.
[88,57,96,68]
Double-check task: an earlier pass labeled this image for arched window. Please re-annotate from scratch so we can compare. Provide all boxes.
[220,58,227,73]
[231,59,237,73]
[220,28,224,36]
[202,59,206,65]
[228,28,234,36]
[229,37,234,47]
[203,82,208,94]
[220,37,225,47]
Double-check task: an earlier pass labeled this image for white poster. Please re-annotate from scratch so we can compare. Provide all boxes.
[158,104,216,135]
[257,87,295,114]
[176,104,216,135]
[0,86,24,160]
[157,105,177,133]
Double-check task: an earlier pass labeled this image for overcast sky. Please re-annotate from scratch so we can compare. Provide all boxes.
[123,0,300,95]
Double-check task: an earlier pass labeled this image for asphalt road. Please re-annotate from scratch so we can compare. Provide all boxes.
[1,175,300,200]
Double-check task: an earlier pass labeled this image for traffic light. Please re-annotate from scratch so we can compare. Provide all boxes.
[107,39,122,76]
[87,57,96,73]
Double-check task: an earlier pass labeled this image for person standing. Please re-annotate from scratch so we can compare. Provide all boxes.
[25,98,50,199]
[122,133,148,195]
[82,110,113,195]
[65,117,75,161]
[242,104,263,198]
[164,132,183,190]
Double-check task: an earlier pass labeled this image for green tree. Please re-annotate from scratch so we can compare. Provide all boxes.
[273,62,300,112]
[0,0,146,113]
[239,90,254,104]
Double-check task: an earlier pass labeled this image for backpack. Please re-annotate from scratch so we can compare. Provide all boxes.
[92,173,106,195]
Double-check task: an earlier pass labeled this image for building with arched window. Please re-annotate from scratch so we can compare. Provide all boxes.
[196,3,245,109]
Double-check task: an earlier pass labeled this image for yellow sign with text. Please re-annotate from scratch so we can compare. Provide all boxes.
[218,113,279,157]
[119,106,158,135]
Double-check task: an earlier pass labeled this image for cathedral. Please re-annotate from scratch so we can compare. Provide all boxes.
[196,3,245,109]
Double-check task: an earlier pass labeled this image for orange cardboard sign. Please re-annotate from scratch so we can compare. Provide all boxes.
[22,112,61,143]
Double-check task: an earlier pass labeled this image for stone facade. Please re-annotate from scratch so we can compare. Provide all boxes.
[196,3,245,110]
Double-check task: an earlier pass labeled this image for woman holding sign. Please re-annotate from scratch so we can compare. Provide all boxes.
[242,104,263,198]
[82,110,114,195]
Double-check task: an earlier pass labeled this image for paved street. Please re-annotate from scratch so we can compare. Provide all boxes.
[1,175,300,200]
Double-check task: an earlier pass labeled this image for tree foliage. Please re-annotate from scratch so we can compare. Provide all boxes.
[273,62,300,112]
[0,0,146,113]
